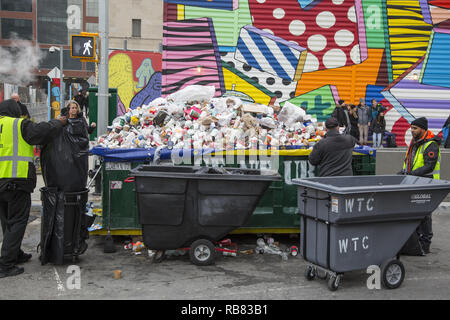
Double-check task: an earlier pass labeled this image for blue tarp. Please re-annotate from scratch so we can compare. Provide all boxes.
[90,147,216,162]
[90,145,376,162]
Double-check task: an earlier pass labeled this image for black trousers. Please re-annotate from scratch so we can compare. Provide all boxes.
[0,190,31,269]
[418,215,433,246]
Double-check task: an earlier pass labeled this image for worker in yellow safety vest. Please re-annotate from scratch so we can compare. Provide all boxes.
[0,99,66,279]
[400,116,441,254]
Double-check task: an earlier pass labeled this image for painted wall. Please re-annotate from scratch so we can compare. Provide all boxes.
[162,0,450,146]
[108,50,162,115]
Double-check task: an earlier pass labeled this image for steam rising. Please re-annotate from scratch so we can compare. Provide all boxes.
[0,36,43,86]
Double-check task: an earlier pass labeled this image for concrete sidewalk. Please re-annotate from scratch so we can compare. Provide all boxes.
[1,204,450,299]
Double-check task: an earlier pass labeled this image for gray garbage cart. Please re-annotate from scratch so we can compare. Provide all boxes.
[292,175,450,291]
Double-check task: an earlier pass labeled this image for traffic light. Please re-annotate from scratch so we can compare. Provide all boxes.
[71,35,96,59]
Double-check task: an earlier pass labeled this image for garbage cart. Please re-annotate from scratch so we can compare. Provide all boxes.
[40,187,94,264]
[292,175,450,291]
[129,165,281,266]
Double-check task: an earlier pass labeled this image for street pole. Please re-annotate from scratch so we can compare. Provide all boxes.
[98,0,109,136]
[60,46,64,109]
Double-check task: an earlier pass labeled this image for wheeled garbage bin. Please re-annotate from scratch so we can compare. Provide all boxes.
[129,165,281,266]
[39,187,93,264]
[292,175,450,291]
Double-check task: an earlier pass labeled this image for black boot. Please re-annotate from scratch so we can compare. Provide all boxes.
[16,251,32,264]
[0,266,24,278]
[421,242,431,254]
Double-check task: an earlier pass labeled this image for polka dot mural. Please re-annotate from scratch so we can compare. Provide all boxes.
[248,0,368,72]
[165,0,450,141]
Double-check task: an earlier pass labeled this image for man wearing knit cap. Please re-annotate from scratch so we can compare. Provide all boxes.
[400,116,441,254]
[309,117,356,177]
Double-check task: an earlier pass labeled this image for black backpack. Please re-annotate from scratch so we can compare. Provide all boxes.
[386,133,397,148]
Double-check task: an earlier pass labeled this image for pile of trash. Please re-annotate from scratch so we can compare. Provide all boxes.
[124,240,146,255]
[255,237,298,261]
[95,85,325,150]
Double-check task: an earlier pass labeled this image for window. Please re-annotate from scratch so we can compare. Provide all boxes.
[0,0,32,12]
[86,0,99,17]
[39,48,81,71]
[1,18,33,40]
[37,0,68,44]
[132,19,141,38]
[86,23,98,33]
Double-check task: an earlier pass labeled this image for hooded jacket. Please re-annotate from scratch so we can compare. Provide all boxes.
[370,115,386,134]
[309,129,356,177]
[0,99,63,193]
[403,130,441,178]
[331,105,349,127]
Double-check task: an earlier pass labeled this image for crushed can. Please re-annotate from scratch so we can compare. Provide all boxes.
[290,246,298,257]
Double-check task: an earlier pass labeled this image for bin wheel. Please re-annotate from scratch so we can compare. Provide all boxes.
[189,239,215,266]
[327,275,341,291]
[304,266,316,281]
[381,259,405,289]
[153,250,166,263]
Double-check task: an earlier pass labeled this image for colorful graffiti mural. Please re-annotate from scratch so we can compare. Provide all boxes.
[108,50,162,115]
[162,0,450,146]
[50,79,61,118]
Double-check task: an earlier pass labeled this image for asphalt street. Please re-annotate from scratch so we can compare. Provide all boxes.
[1,180,450,300]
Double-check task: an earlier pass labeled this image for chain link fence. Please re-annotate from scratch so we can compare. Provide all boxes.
[1,83,49,123]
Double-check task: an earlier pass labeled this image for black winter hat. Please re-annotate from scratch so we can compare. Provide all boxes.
[325,117,339,129]
[411,117,428,130]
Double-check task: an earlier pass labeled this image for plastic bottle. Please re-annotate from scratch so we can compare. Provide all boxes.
[85,202,94,217]
[256,238,266,247]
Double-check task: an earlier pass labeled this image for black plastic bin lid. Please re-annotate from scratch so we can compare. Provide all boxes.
[130,165,282,182]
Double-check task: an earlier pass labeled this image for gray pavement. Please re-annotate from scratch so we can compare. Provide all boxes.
[1,180,450,299]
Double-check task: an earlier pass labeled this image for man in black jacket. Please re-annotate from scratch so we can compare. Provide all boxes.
[0,99,66,278]
[399,117,440,254]
[74,90,86,115]
[11,93,31,120]
[309,117,356,177]
[331,100,350,130]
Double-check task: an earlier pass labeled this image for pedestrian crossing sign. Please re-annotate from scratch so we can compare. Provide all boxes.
[71,34,96,59]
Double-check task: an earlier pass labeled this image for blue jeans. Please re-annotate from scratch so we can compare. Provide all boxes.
[372,132,382,147]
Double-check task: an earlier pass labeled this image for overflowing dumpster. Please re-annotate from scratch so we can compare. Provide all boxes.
[293,175,450,291]
[129,164,281,265]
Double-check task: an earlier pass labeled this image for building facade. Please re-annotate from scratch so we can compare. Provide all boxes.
[0,0,163,84]
[109,0,163,52]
